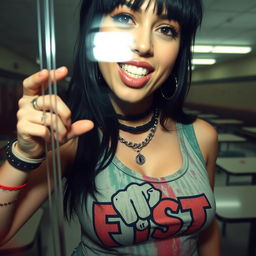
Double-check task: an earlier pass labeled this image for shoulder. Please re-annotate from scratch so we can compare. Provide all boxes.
[192,118,218,144]
[191,118,218,163]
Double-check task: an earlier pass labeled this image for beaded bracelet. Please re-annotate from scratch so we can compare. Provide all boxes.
[5,140,45,172]
[0,199,17,207]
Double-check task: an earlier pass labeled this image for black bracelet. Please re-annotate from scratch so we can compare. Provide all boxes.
[5,141,43,172]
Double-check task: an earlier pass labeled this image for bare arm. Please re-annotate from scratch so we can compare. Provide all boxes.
[0,140,75,244]
[0,68,93,245]
[193,119,221,256]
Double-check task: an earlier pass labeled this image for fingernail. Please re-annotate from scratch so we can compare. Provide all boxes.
[56,66,66,73]
[38,69,47,77]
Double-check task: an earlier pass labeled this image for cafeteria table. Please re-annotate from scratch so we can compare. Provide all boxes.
[211,119,244,125]
[210,119,244,132]
[198,113,219,119]
[218,133,247,152]
[242,127,256,133]
[215,186,256,256]
[217,157,256,185]
[239,127,256,140]
[184,109,201,115]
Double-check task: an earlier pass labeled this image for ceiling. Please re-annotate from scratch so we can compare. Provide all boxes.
[0,0,255,72]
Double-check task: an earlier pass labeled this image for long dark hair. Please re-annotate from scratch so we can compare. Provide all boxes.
[64,0,203,220]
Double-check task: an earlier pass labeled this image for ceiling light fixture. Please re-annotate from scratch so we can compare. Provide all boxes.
[192,45,213,53]
[212,46,252,54]
[192,45,252,54]
[192,59,216,65]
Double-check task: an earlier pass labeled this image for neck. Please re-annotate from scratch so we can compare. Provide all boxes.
[110,94,154,117]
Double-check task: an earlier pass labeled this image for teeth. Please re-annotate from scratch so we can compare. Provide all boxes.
[121,64,149,78]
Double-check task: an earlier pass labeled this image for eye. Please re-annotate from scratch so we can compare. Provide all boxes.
[112,13,134,26]
[157,26,178,38]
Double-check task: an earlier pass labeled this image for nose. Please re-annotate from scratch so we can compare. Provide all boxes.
[132,28,153,57]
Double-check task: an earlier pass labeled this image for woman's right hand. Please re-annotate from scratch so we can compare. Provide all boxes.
[16,66,94,159]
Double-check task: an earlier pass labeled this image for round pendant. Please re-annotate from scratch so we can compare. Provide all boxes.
[136,154,145,165]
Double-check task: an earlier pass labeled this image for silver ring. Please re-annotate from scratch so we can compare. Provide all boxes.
[41,112,46,123]
[31,97,40,110]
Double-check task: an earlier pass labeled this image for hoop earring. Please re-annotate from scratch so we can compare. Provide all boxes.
[160,75,178,101]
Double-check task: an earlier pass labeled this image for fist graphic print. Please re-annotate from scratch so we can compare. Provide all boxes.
[112,183,161,230]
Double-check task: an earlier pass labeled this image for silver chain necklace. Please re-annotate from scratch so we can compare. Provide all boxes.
[118,109,159,165]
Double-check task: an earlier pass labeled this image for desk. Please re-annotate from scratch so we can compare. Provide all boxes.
[215,186,256,256]
[218,133,246,143]
[198,114,219,119]
[217,157,256,185]
[184,110,201,115]
[218,133,247,152]
[211,119,244,125]
[240,127,256,140]
[210,119,244,132]
[242,127,256,133]
[0,208,43,255]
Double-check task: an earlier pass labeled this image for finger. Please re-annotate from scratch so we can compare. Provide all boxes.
[66,120,94,141]
[32,95,71,127]
[29,112,68,142]
[17,121,51,145]
[23,66,68,96]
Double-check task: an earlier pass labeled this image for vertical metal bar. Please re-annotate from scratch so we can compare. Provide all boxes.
[36,0,66,255]
[49,0,67,254]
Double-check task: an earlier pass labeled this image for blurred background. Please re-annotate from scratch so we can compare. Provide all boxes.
[0,0,255,255]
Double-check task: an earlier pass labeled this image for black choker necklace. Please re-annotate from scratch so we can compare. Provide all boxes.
[118,109,159,165]
[116,107,153,121]
[118,108,159,133]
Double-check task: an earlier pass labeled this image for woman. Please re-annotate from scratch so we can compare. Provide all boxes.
[0,0,220,255]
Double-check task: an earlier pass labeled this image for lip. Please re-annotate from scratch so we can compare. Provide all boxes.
[120,60,155,72]
[118,60,154,88]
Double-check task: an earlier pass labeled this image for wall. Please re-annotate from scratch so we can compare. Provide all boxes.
[186,54,256,123]
[191,54,256,81]
[0,45,39,75]
[0,45,39,137]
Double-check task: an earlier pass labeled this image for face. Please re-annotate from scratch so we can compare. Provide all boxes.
[97,0,181,113]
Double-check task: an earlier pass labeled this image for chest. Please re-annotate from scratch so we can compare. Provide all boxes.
[116,127,183,178]
[78,169,216,250]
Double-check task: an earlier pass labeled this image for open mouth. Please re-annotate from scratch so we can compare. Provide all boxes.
[117,62,154,88]
[119,63,150,79]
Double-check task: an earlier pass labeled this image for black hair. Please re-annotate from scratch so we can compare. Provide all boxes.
[64,0,203,220]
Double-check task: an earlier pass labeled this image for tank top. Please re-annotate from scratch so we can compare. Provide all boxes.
[71,122,216,256]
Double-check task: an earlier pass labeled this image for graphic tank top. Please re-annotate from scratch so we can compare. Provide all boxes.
[71,123,216,256]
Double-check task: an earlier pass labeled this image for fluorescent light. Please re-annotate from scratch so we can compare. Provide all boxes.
[192,59,216,65]
[192,45,213,53]
[192,45,252,54]
[212,46,252,54]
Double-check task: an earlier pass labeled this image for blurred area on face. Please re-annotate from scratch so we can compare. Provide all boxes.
[90,0,180,113]
[87,0,180,63]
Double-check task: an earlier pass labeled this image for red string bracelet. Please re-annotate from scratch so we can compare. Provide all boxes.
[0,183,28,191]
